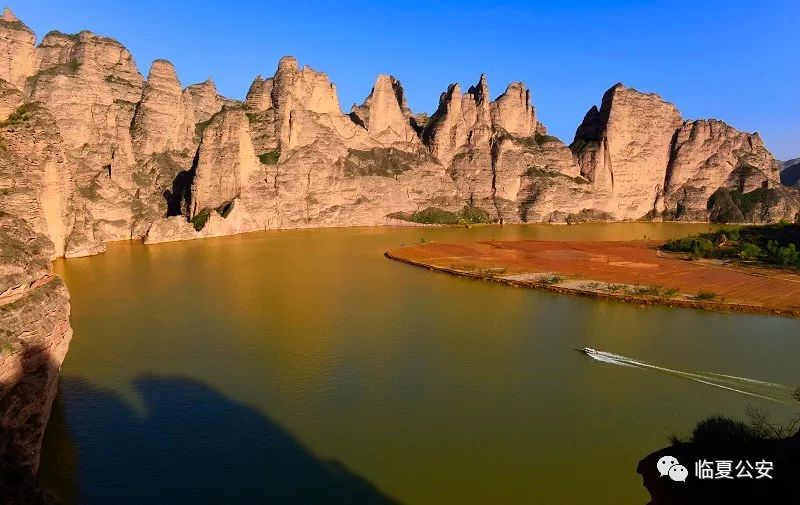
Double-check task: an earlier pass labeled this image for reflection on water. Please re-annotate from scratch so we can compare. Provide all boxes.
[40,224,800,504]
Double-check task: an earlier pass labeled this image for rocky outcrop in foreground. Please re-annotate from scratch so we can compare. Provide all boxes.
[0,212,71,502]
[0,7,797,258]
[639,419,800,504]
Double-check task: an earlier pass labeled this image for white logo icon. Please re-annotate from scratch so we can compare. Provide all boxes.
[657,455,687,482]
[669,464,688,482]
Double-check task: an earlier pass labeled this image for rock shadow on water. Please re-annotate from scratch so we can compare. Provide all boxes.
[48,376,399,505]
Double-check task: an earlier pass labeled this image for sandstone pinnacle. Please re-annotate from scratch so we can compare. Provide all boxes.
[2,6,18,22]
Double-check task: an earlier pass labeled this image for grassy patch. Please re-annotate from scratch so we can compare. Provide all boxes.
[661,287,680,298]
[539,274,565,285]
[525,166,588,185]
[0,329,17,355]
[707,186,778,223]
[388,205,493,225]
[194,118,212,137]
[343,148,426,178]
[0,103,36,128]
[693,291,717,301]
[632,285,663,296]
[257,149,280,165]
[495,128,537,148]
[191,208,211,231]
[535,132,560,144]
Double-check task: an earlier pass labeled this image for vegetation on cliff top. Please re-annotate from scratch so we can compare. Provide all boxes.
[388,205,493,225]
[663,222,800,268]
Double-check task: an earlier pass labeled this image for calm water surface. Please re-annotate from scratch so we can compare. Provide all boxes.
[39,224,800,504]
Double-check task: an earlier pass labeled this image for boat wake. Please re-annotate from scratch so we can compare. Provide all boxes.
[582,349,797,405]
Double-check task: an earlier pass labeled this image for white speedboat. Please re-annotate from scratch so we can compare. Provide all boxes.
[581,347,599,355]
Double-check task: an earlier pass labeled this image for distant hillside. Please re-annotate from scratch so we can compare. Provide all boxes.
[782,157,800,186]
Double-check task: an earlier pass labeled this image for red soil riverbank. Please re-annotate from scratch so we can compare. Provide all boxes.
[385,240,800,318]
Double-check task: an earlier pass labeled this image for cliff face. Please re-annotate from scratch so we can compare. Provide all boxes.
[572,84,683,220]
[0,213,72,478]
[664,119,780,220]
[780,157,800,187]
[0,8,37,90]
[189,106,262,218]
[131,59,195,157]
[0,7,797,256]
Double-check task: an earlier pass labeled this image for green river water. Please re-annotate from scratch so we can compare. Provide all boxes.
[38,223,800,504]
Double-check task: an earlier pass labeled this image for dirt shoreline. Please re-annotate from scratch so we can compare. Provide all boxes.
[385,240,800,319]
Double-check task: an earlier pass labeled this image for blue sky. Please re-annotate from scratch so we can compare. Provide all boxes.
[10,0,799,159]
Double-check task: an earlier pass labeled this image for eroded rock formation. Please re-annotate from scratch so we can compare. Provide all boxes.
[571,84,683,220]
[664,119,780,220]
[0,213,72,476]
[350,74,420,149]
[780,157,800,187]
[0,7,796,257]
[189,106,262,218]
[131,59,194,157]
[0,8,37,90]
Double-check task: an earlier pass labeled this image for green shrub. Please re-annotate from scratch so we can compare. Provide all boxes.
[772,243,799,266]
[694,291,717,301]
[258,149,280,165]
[191,208,211,231]
[662,287,680,298]
[664,224,800,269]
[540,274,564,285]
[664,237,716,257]
[738,242,762,261]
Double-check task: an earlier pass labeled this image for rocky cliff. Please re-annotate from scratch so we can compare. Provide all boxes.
[782,157,800,187]
[0,212,71,501]
[0,7,797,257]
